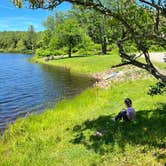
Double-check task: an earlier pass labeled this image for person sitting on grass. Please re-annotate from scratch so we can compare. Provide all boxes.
[95,98,136,137]
[115,98,136,121]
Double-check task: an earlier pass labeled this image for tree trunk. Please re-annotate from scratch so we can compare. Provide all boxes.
[101,36,107,55]
[68,44,72,58]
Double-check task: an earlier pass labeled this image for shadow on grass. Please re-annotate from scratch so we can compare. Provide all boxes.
[70,103,166,157]
[55,54,96,61]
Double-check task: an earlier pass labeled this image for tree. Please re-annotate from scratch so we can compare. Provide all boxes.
[39,29,52,49]
[16,39,26,52]
[12,0,166,82]
[43,12,65,31]
[68,6,112,54]
[26,25,36,52]
[55,19,84,58]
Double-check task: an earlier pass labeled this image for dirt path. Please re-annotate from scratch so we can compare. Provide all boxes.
[149,52,166,63]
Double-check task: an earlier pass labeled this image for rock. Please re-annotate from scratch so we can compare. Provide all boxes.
[103,71,124,80]
[44,57,49,61]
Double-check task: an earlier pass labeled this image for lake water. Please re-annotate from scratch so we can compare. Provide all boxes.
[0,53,95,132]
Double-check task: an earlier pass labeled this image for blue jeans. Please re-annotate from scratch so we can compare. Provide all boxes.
[115,110,130,121]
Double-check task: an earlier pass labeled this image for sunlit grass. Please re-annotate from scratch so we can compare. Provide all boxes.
[34,50,121,75]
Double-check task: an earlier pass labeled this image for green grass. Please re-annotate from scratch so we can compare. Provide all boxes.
[0,79,166,166]
[34,50,165,77]
[34,50,121,75]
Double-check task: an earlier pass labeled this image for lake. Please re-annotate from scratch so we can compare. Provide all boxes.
[0,53,95,132]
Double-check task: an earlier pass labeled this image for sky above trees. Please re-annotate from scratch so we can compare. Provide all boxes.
[0,1,71,32]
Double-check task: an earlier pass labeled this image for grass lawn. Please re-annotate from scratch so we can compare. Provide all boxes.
[0,53,166,166]
[34,50,121,75]
[34,50,165,77]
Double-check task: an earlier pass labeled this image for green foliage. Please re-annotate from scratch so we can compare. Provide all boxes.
[123,41,138,54]
[34,6,166,61]
[55,19,87,57]
[69,6,114,54]
[26,25,37,51]
[0,26,39,54]
[16,40,26,52]
[35,48,52,57]
[35,48,66,57]
[36,8,118,57]
[48,36,59,50]
[148,82,166,96]
[149,45,166,52]
[39,30,52,49]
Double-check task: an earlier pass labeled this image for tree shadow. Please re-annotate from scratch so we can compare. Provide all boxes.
[70,103,166,156]
[54,54,95,61]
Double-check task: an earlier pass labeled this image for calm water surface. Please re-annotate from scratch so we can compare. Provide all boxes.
[0,53,95,132]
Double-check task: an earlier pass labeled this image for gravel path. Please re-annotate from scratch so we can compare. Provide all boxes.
[149,52,166,63]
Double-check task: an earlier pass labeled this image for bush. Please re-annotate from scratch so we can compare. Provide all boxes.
[76,48,94,56]
[90,44,101,51]
[35,48,52,57]
[35,48,67,58]
[51,49,66,56]
[148,82,166,96]
[124,44,138,53]
[109,43,118,50]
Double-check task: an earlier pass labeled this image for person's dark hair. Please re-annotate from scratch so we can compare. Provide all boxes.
[124,98,132,107]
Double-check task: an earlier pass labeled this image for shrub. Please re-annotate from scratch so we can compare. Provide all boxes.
[76,49,94,56]
[148,82,166,96]
[35,48,52,57]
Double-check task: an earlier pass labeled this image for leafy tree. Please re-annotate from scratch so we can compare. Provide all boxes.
[55,19,85,58]
[69,6,112,54]
[16,39,26,52]
[12,0,166,82]
[43,12,65,31]
[26,25,36,51]
[38,29,52,49]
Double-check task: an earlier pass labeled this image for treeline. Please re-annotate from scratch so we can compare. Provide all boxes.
[1,6,165,57]
[0,25,40,54]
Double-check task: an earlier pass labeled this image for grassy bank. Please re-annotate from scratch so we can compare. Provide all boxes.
[33,51,165,77]
[33,50,121,75]
[0,53,166,166]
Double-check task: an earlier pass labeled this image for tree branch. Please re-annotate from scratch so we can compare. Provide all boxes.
[139,0,166,17]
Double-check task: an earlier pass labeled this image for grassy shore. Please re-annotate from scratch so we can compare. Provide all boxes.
[0,53,166,166]
[33,50,121,75]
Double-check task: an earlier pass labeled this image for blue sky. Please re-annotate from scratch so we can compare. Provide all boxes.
[0,1,71,32]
